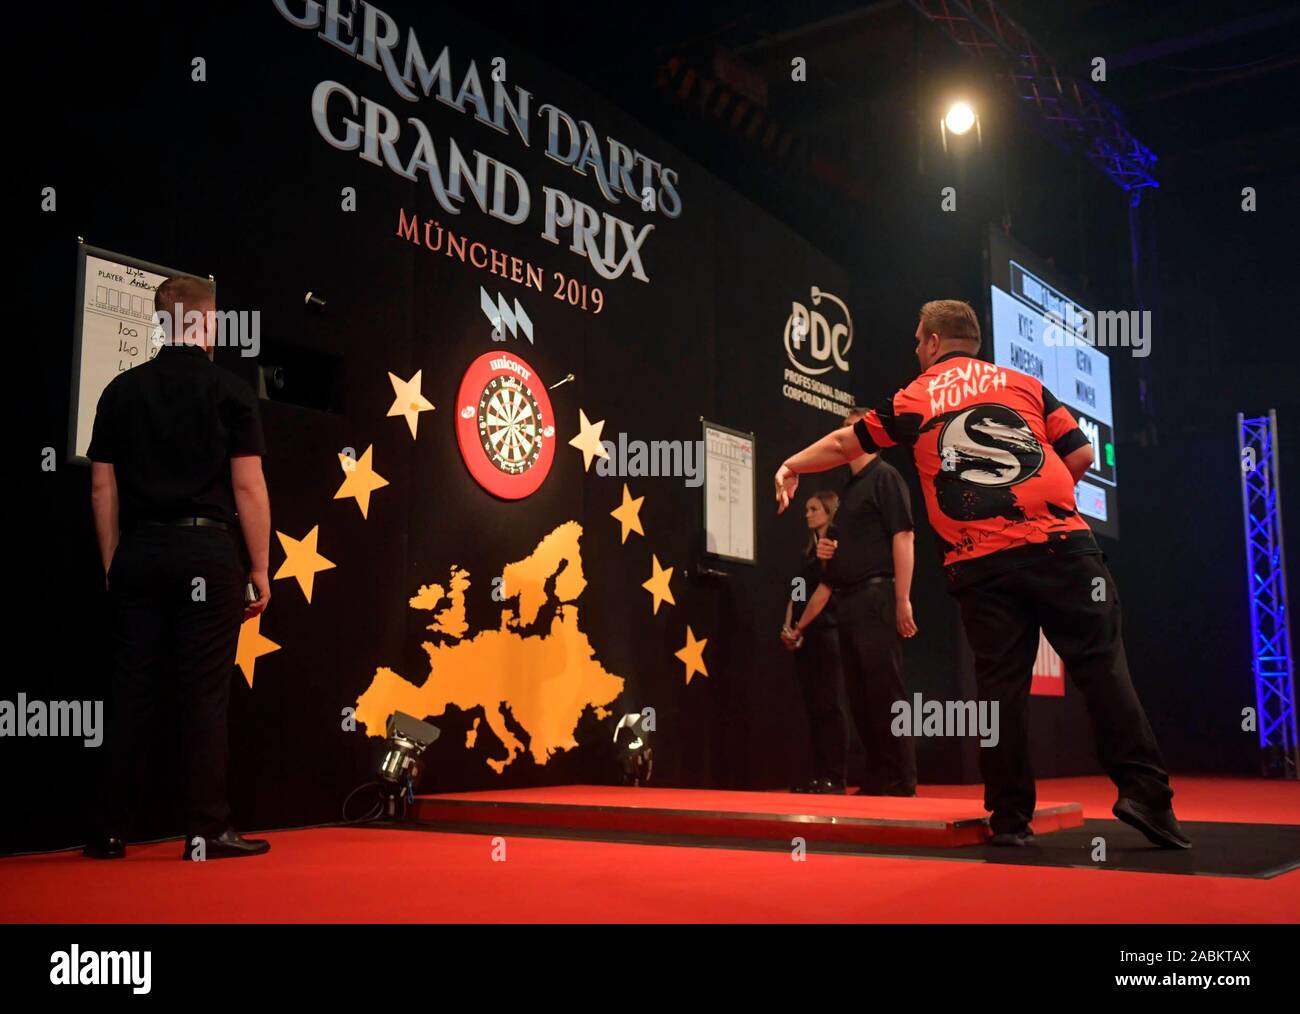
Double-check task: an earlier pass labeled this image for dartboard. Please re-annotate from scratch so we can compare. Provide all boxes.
[477,375,542,474]
[456,351,555,499]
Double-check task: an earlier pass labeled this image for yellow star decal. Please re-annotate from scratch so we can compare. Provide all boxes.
[334,445,389,518]
[568,409,609,470]
[675,626,709,685]
[642,554,675,614]
[387,370,435,439]
[610,483,645,542]
[235,614,280,688]
[273,525,336,603]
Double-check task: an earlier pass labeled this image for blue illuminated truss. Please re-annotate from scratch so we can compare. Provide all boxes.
[1238,411,1297,777]
[907,0,1160,198]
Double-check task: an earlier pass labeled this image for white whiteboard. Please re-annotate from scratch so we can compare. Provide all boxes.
[703,421,756,564]
[69,244,208,462]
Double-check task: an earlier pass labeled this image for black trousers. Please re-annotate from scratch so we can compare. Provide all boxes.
[792,624,849,784]
[94,526,245,840]
[837,581,917,794]
[954,552,1173,834]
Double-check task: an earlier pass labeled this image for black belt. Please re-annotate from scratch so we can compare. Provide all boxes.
[139,517,233,532]
[833,574,893,596]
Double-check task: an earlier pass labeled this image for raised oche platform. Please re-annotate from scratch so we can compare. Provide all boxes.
[408,785,1084,849]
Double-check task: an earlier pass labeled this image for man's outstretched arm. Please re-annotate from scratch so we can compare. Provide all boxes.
[774,424,864,512]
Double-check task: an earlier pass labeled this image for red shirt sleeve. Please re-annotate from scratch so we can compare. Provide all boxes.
[1042,386,1090,458]
[853,390,919,453]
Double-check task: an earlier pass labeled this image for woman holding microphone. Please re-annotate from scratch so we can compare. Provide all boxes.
[782,491,849,794]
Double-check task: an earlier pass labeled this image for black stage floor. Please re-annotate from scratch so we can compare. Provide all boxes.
[370,817,1300,879]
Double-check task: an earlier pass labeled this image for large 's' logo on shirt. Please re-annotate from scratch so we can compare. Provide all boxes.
[935,406,1043,521]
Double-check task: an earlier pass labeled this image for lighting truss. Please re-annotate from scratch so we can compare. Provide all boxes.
[907,0,1159,199]
[1238,410,1297,777]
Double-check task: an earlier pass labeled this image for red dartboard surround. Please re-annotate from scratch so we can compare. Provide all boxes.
[455,350,556,500]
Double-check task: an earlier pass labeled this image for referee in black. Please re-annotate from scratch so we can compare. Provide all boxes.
[818,408,919,796]
[84,275,273,861]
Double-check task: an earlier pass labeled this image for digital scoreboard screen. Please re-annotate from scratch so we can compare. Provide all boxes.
[987,228,1119,539]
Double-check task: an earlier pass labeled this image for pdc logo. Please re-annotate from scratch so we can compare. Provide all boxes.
[784,287,853,376]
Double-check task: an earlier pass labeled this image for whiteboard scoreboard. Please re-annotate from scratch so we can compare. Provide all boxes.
[68,242,211,463]
[702,420,756,564]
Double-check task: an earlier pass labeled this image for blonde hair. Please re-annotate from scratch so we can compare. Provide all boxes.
[155,275,214,314]
[919,299,981,350]
[154,275,215,341]
[804,490,840,556]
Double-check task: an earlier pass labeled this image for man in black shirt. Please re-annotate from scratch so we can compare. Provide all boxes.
[812,408,918,796]
[85,275,273,861]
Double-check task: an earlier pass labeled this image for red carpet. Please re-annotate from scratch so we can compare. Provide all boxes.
[2,776,1296,923]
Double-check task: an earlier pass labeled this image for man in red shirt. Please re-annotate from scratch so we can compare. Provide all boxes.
[775,300,1189,848]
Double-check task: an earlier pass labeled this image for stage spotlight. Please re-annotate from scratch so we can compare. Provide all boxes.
[377,711,440,817]
[939,100,981,154]
[612,712,654,786]
[945,101,976,135]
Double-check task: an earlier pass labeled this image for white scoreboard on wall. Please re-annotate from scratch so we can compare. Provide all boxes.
[986,228,1119,539]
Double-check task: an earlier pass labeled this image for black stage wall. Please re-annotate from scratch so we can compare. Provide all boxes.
[13,2,1279,855]
[14,2,969,853]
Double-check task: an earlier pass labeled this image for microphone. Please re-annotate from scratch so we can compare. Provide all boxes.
[821,523,839,568]
[827,523,840,541]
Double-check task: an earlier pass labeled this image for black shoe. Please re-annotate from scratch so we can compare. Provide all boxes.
[182,828,271,861]
[988,827,1034,846]
[1113,798,1192,849]
[82,835,126,860]
[790,780,816,794]
[814,779,847,795]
